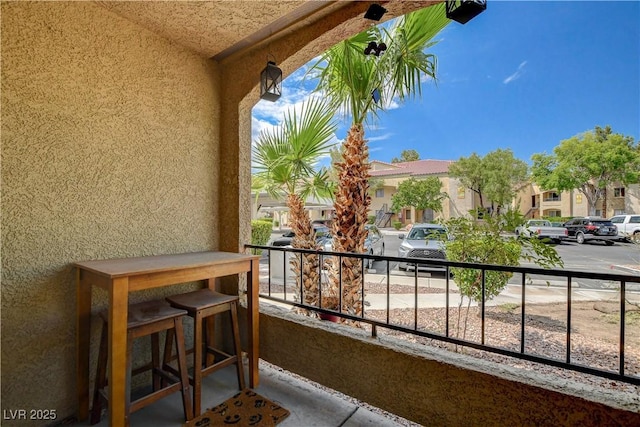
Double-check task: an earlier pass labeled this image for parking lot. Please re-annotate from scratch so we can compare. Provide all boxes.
[375,229,638,272]
[267,228,640,283]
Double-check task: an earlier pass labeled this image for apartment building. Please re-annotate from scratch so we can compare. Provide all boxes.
[369,159,476,227]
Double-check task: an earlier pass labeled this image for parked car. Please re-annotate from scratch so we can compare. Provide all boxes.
[397,223,448,271]
[323,224,385,269]
[514,219,568,244]
[268,224,331,247]
[311,218,333,228]
[608,214,640,241]
[562,217,618,245]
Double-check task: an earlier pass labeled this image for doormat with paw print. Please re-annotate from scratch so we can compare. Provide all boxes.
[184,389,290,426]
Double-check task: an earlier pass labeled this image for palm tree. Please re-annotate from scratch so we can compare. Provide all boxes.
[311,4,450,316]
[252,98,337,310]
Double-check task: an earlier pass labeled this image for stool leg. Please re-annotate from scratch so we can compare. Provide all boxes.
[125,332,134,427]
[204,315,216,367]
[230,303,246,390]
[162,328,175,388]
[90,321,108,425]
[151,332,161,391]
[193,312,203,416]
[174,318,194,421]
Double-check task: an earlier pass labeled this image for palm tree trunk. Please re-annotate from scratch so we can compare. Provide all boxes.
[330,124,371,316]
[287,193,321,310]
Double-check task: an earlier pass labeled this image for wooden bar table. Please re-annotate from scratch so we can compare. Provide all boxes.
[75,251,260,426]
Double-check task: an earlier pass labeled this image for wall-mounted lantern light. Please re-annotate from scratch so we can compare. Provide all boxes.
[260,61,282,101]
[445,0,487,24]
[364,4,387,21]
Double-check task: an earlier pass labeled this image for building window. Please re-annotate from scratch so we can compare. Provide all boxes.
[457,186,465,199]
[375,188,384,198]
[405,209,411,220]
[543,191,561,202]
[576,194,582,204]
[545,210,561,217]
[595,209,602,217]
[614,187,626,198]
[614,209,625,216]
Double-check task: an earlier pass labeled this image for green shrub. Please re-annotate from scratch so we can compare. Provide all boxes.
[392,221,402,230]
[501,209,525,232]
[368,215,376,224]
[251,220,273,251]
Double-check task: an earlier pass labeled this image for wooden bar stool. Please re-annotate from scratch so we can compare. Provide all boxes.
[90,300,193,426]
[165,289,246,416]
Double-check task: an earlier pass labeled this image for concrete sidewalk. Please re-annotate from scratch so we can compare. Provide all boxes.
[363,274,629,310]
[261,265,640,311]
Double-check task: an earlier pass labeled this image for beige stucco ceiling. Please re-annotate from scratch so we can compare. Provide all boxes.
[96,1,344,59]
[95,1,441,61]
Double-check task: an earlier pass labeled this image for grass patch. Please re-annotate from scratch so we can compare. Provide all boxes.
[498,303,520,313]
[602,310,640,326]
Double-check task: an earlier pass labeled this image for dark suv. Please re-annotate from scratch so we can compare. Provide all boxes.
[562,217,618,245]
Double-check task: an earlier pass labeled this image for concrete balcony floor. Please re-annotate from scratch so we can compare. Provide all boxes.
[81,361,415,427]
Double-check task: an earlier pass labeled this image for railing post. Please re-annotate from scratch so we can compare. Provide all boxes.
[620,280,626,376]
[481,269,486,345]
[414,263,419,331]
[566,276,572,364]
[520,272,526,354]
[445,266,450,338]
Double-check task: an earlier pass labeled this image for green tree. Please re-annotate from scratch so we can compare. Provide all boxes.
[391,149,420,163]
[312,4,450,315]
[449,149,528,216]
[531,126,640,216]
[252,98,337,309]
[391,176,446,221]
[442,215,562,339]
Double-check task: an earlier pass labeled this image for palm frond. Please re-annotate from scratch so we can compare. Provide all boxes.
[311,3,450,125]
[252,97,337,198]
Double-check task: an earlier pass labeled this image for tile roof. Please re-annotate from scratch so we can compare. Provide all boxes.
[370,159,454,177]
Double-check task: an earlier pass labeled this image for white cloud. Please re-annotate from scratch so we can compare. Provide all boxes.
[367,133,393,142]
[503,61,528,84]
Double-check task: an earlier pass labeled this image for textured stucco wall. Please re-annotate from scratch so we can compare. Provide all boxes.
[259,306,640,426]
[1,2,220,423]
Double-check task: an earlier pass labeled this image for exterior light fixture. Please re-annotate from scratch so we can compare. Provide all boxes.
[445,0,487,24]
[364,41,387,56]
[260,60,282,101]
[364,4,387,21]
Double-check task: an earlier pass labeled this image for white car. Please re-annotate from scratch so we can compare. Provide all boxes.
[608,214,640,241]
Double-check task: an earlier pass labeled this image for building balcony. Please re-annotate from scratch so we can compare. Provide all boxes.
[75,247,640,426]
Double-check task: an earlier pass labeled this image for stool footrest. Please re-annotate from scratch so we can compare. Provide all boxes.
[130,382,185,414]
[201,356,240,378]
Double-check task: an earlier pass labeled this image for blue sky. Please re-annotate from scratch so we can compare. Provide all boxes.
[252,1,639,167]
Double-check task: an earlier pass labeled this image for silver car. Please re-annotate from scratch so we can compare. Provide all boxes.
[397,224,448,271]
[323,224,385,269]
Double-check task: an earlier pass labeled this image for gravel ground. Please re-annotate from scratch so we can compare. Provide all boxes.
[260,280,640,400]
[364,304,639,395]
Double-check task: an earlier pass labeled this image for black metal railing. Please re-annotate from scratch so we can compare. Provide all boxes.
[245,244,640,386]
